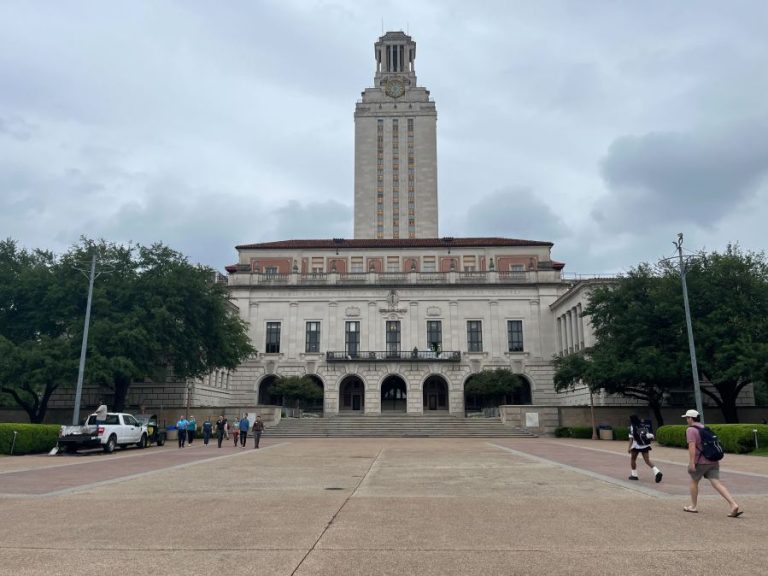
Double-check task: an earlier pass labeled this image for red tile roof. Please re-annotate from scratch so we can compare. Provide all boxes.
[235,237,554,250]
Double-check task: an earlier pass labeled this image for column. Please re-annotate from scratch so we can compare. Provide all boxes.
[450,301,459,352]
[489,300,499,358]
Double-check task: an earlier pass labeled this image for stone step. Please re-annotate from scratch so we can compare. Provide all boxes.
[266,415,536,438]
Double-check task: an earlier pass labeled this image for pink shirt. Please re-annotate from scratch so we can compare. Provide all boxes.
[686,424,718,465]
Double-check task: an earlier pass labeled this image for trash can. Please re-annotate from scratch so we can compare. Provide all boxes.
[166,426,178,441]
[598,423,613,441]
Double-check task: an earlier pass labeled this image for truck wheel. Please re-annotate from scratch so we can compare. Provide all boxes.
[65,446,78,454]
[137,434,147,449]
[103,435,117,453]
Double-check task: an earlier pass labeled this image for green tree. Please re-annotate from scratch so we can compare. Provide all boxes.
[465,369,524,407]
[271,376,323,414]
[681,246,768,422]
[557,247,768,424]
[1,238,256,419]
[0,240,80,422]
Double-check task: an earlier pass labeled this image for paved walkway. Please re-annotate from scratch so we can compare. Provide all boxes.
[1,438,766,575]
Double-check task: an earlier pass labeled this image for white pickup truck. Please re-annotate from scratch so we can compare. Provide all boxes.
[58,412,149,453]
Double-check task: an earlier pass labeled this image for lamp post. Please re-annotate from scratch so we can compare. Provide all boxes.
[72,254,97,425]
[673,233,705,422]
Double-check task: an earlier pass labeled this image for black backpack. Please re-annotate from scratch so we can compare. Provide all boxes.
[698,426,725,461]
[633,424,652,446]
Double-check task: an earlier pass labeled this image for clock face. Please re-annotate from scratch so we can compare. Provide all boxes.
[385,79,405,98]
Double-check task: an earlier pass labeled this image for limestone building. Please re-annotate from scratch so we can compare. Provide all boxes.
[221,31,589,416]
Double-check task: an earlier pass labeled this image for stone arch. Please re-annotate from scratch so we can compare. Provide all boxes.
[422,374,449,412]
[380,374,407,412]
[513,374,533,405]
[339,374,366,412]
[305,374,325,414]
[463,372,533,411]
[257,374,282,406]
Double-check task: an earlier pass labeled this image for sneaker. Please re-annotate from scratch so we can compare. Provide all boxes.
[628,475,639,481]
[655,471,663,483]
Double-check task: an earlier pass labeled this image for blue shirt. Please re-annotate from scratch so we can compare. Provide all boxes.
[239,418,250,432]
[176,418,188,431]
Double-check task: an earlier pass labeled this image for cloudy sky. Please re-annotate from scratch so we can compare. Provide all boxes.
[2,1,767,274]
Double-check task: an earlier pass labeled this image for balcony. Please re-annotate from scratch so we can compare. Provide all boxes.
[227,269,564,287]
[325,350,461,363]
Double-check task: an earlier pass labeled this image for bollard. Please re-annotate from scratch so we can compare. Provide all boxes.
[754,429,759,451]
[10,430,18,456]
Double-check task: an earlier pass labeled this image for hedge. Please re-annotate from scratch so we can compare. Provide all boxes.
[656,424,768,454]
[0,423,61,455]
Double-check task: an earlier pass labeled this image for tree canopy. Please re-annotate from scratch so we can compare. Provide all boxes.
[271,376,323,413]
[554,245,768,424]
[0,238,255,421]
[465,369,525,407]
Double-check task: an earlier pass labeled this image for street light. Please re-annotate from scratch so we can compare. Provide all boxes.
[71,254,96,425]
[673,233,705,422]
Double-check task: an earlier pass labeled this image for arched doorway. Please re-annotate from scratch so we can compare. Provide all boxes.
[381,375,407,412]
[512,376,532,405]
[423,375,449,411]
[305,374,325,414]
[339,375,365,412]
[258,375,282,405]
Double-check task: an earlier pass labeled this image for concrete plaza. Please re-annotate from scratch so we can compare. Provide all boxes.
[0,437,766,575]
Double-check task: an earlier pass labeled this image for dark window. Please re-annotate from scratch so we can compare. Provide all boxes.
[427,321,442,352]
[508,320,523,352]
[345,321,360,357]
[467,321,483,353]
[386,321,401,357]
[266,322,281,353]
[306,322,320,353]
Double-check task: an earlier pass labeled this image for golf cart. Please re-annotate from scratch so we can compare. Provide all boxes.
[134,414,166,446]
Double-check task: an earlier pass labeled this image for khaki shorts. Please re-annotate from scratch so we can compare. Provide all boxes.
[689,463,720,481]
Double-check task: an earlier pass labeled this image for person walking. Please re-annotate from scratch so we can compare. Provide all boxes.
[627,414,662,483]
[239,413,249,447]
[202,416,213,446]
[187,416,197,445]
[682,409,743,517]
[176,415,188,448]
[215,415,226,448]
[253,415,264,449]
[231,419,240,446]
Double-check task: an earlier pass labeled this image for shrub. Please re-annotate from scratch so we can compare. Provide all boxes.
[569,426,594,439]
[613,426,629,441]
[554,426,571,438]
[0,423,60,455]
[656,424,768,454]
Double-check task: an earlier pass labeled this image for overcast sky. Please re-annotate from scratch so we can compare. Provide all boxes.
[2,1,767,274]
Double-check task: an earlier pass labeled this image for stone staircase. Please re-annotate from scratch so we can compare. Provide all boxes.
[266,413,536,438]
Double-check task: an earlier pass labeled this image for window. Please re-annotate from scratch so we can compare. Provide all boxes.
[266,322,281,353]
[264,266,278,275]
[386,321,401,357]
[427,321,442,352]
[306,322,320,353]
[507,320,523,352]
[467,321,483,352]
[423,258,436,272]
[345,321,360,357]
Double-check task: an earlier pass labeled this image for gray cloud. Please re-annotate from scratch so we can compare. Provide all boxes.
[595,121,768,232]
[462,188,569,242]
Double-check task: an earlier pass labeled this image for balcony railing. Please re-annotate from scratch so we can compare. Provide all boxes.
[228,270,564,287]
[326,350,461,363]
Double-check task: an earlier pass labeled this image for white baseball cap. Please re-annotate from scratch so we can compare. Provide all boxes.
[681,409,700,418]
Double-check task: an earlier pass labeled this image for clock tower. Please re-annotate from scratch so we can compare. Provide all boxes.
[354,31,438,239]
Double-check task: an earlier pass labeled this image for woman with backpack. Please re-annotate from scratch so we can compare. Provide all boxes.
[627,414,663,483]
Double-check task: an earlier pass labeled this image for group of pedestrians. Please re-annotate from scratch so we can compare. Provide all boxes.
[174,415,197,448]
[176,413,265,449]
[624,409,742,517]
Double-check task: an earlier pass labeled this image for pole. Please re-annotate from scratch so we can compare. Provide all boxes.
[185,383,191,420]
[589,389,598,440]
[72,254,96,425]
[675,234,705,422]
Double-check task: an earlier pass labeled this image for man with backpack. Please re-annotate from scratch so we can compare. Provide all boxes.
[683,409,743,517]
